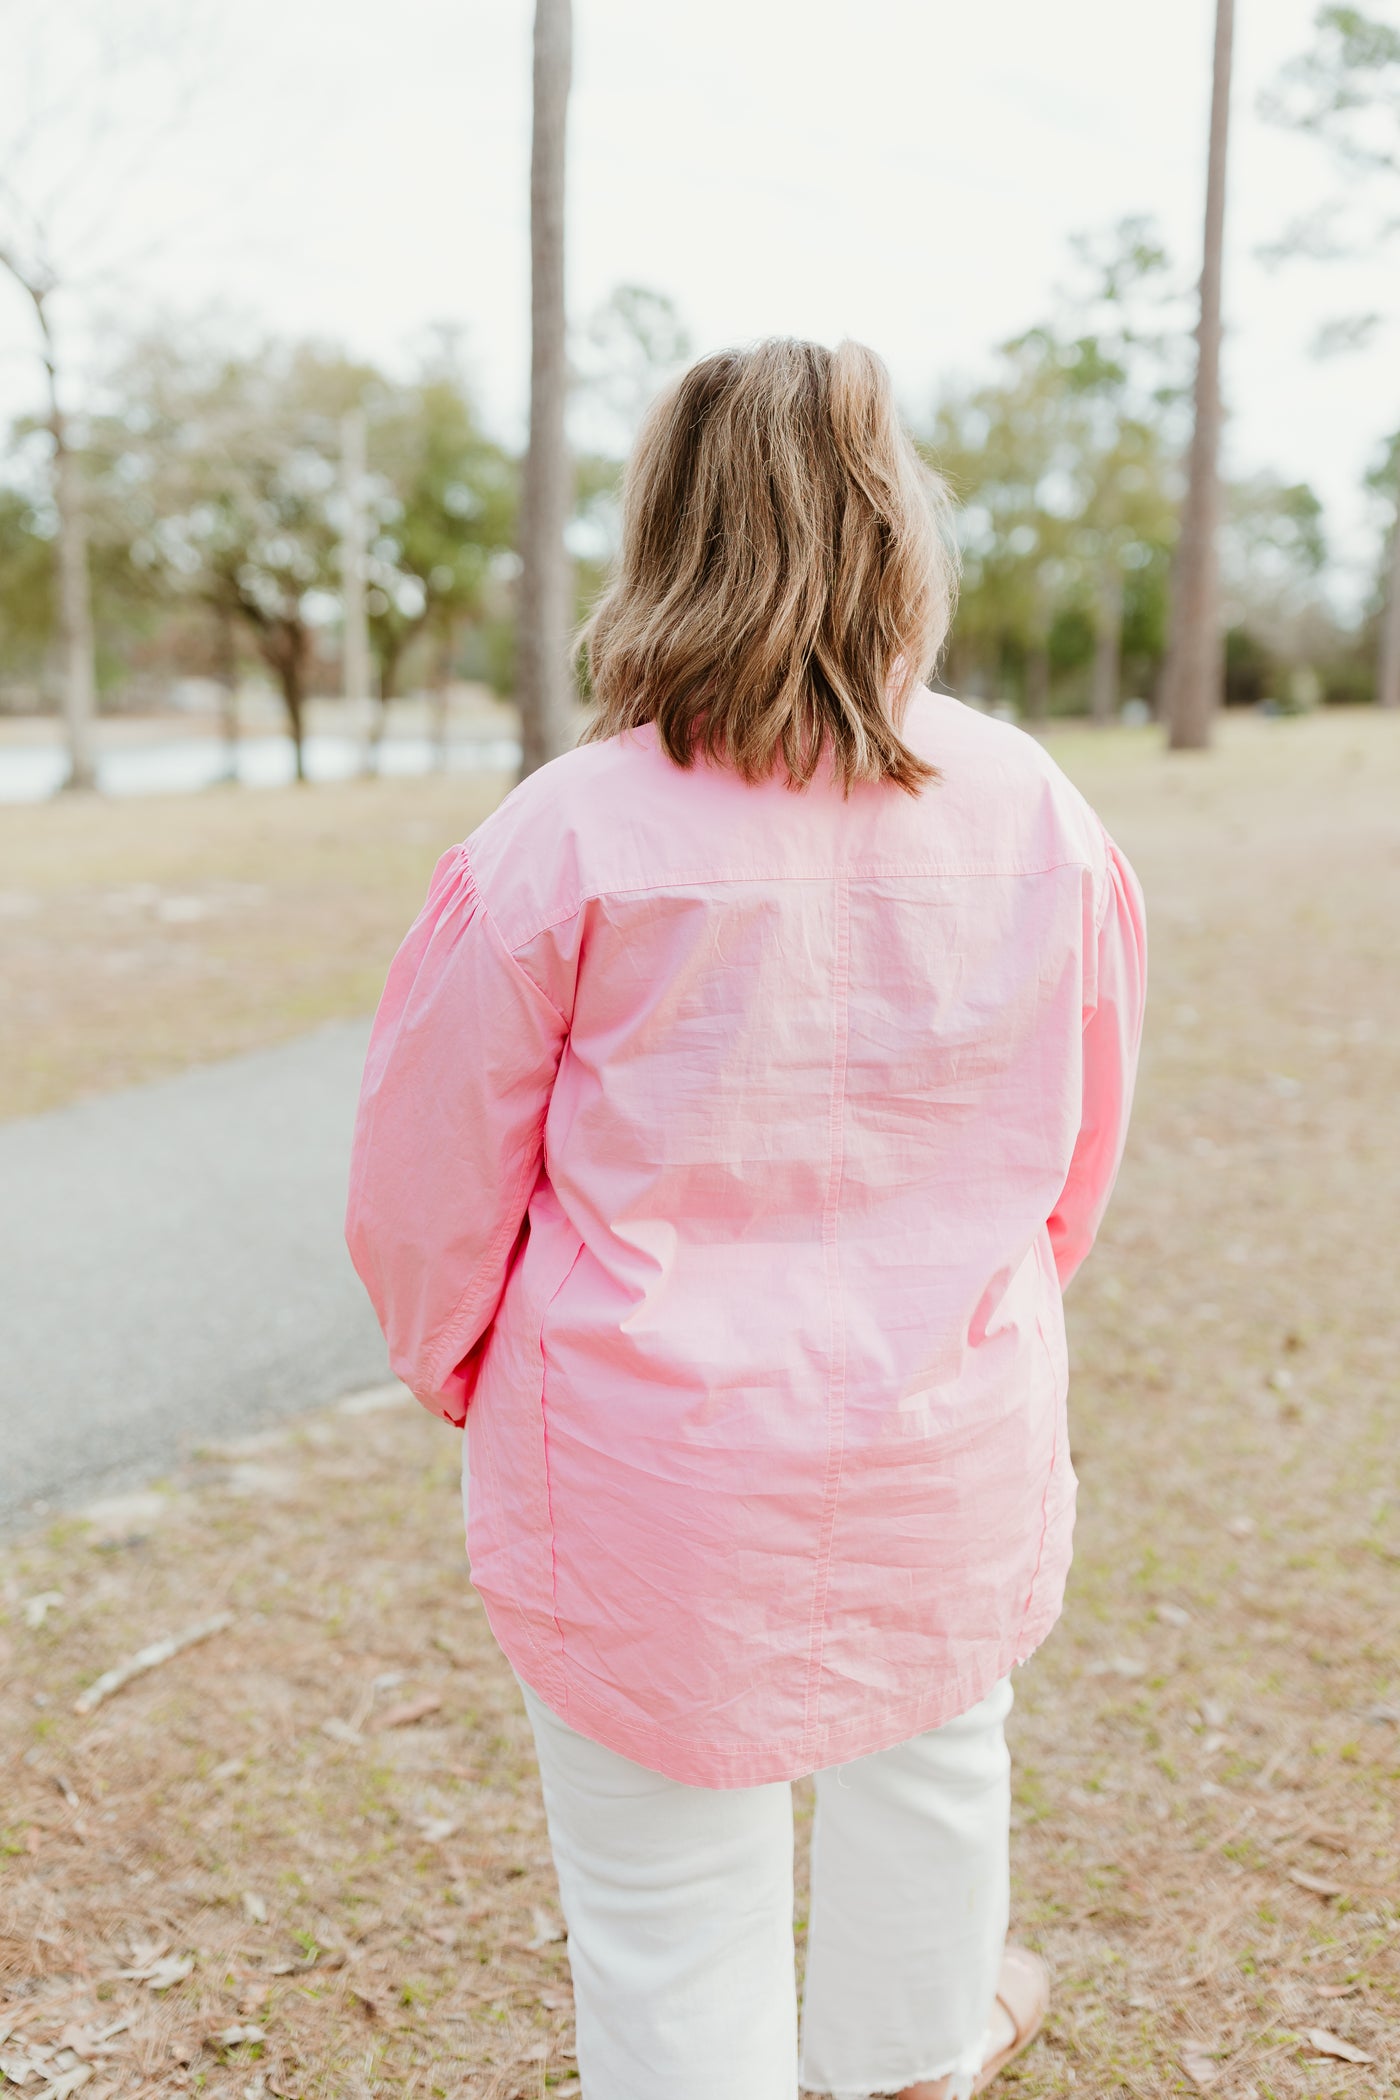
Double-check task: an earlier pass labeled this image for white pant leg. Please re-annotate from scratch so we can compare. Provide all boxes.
[519,1681,798,2100]
[799,1677,1014,2100]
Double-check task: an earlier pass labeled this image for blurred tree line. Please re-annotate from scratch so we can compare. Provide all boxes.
[3,1,1399,789]
[0,327,521,777]
[927,217,1364,719]
[0,238,1390,775]
[0,287,695,777]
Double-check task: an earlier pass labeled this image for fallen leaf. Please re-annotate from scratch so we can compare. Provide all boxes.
[73,1613,234,1715]
[526,1907,565,1951]
[320,1717,362,1745]
[378,1693,443,1730]
[157,894,210,925]
[122,1935,168,1968]
[1288,1868,1345,1898]
[81,1490,169,1541]
[147,1955,196,1992]
[23,1592,64,1629]
[337,1382,411,1415]
[414,1816,458,1843]
[1252,1747,1290,1791]
[119,1952,194,1992]
[1307,2029,1373,2065]
[1181,2051,1222,2090]
[1087,1656,1146,1679]
[57,2028,103,2063]
[1226,1514,1255,1539]
[218,2025,266,2048]
[1156,1602,1192,1627]
[1316,1983,1359,1999]
[37,2068,92,2100]
[223,1461,298,1500]
[241,1891,268,1925]
[265,1945,332,1977]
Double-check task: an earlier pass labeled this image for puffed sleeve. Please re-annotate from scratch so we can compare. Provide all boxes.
[1047,831,1147,1290]
[345,843,568,1425]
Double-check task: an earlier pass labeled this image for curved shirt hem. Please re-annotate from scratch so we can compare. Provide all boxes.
[483,1590,1065,1789]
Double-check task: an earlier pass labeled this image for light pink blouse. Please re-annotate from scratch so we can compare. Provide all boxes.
[346,691,1146,1786]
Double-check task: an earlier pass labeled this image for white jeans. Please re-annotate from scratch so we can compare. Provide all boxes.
[519,1675,1013,2100]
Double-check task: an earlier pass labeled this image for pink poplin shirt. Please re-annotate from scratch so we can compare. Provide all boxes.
[346,691,1146,1786]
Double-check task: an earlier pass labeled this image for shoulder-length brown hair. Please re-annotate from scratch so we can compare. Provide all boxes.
[580,337,957,795]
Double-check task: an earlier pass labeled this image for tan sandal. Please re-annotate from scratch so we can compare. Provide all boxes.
[896,1945,1050,2100]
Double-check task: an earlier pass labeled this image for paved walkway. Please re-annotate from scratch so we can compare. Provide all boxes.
[1,1021,389,1527]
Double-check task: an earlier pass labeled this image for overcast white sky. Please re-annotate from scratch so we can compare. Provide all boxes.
[1,0,1396,594]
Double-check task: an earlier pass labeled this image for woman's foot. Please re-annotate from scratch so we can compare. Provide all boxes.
[896,1946,1050,2100]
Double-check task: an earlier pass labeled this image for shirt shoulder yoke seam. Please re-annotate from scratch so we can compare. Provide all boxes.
[497,856,1098,956]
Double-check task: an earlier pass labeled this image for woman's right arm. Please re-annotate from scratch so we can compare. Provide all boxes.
[345,843,569,1425]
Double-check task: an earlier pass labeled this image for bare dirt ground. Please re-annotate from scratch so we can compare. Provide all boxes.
[2,709,1398,2098]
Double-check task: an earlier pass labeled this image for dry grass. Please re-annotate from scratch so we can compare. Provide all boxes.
[2,708,1398,2098]
[0,771,505,1122]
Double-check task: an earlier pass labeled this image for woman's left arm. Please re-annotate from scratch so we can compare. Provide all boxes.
[345,843,568,1425]
[1046,832,1148,1291]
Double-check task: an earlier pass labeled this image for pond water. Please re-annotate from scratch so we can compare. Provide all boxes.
[0,731,522,803]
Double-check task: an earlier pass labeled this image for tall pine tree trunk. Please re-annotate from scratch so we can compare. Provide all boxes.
[1024,643,1050,723]
[1025,567,1052,723]
[283,644,307,784]
[215,604,240,783]
[253,620,310,782]
[6,280,100,791]
[1161,0,1234,751]
[49,393,99,792]
[340,407,374,771]
[1090,557,1124,725]
[1380,478,1400,710]
[371,634,404,754]
[516,0,574,780]
[432,621,457,770]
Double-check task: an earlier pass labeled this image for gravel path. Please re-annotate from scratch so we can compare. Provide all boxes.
[0,1019,386,1527]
